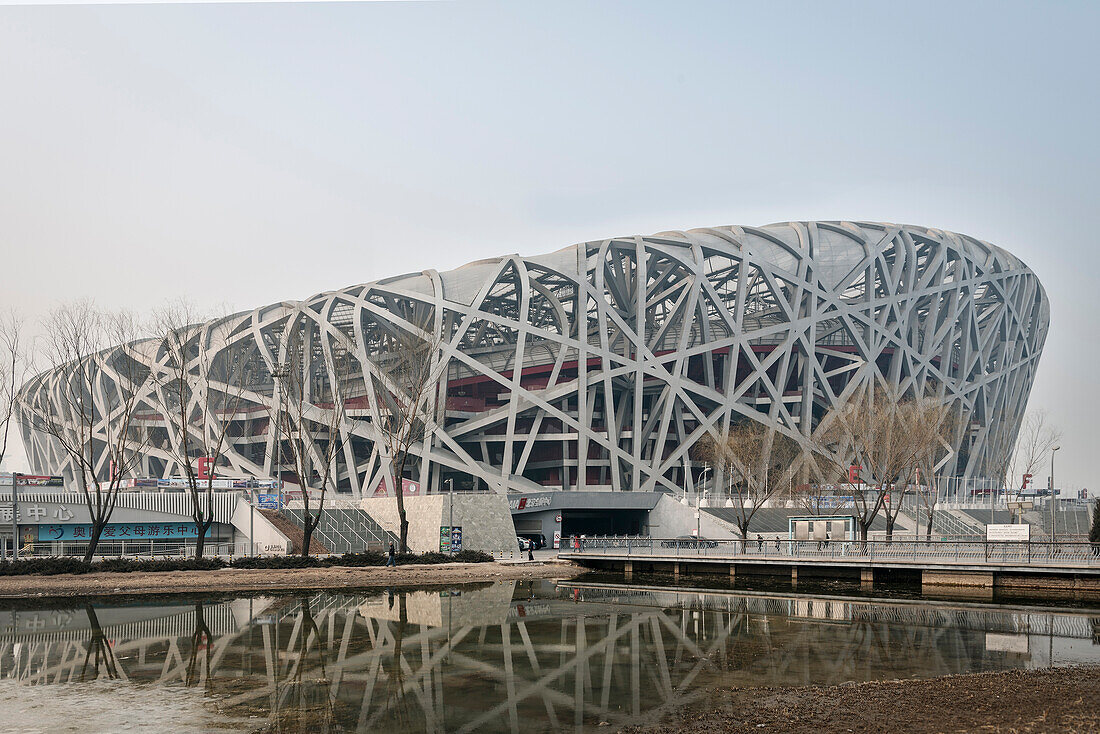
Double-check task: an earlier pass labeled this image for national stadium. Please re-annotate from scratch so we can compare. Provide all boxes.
[15,221,1049,547]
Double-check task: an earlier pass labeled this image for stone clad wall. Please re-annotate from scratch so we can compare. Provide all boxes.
[360,494,515,553]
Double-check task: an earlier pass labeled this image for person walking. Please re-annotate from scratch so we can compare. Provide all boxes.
[757,534,764,552]
[387,541,397,568]
[527,544,534,561]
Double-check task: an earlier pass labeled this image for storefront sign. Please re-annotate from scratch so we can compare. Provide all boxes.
[440,525,451,552]
[157,477,237,489]
[0,503,75,523]
[450,526,462,552]
[0,474,64,487]
[37,522,204,541]
[508,495,552,511]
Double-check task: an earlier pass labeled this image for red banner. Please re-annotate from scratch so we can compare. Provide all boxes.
[373,478,421,497]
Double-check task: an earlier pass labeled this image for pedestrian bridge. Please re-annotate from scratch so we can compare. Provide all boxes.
[558,538,1100,595]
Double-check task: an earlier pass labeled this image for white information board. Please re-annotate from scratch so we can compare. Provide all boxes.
[986,523,1030,541]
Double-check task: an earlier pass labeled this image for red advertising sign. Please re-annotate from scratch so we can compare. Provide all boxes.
[373,478,421,497]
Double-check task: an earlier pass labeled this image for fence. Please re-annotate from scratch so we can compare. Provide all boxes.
[6,540,263,560]
[561,536,1100,567]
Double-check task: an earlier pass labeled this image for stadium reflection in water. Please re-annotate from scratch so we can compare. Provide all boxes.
[3,582,1100,733]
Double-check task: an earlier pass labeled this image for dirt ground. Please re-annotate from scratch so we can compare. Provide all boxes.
[627,666,1100,734]
[0,560,581,598]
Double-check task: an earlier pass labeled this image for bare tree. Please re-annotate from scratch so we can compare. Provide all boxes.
[373,313,446,552]
[271,323,354,556]
[0,312,28,471]
[814,385,951,542]
[149,302,252,558]
[1008,409,1062,490]
[878,397,956,540]
[23,301,151,561]
[693,423,801,546]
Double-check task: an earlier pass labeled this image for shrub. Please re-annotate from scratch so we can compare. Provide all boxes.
[453,549,494,563]
[332,551,385,567]
[0,556,227,577]
[230,555,320,570]
[0,548,495,576]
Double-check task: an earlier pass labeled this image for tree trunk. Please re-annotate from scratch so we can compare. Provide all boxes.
[885,516,895,542]
[84,522,105,563]
[394,458,409,552]
[301,517,315,557]
[194,517,213,559]
[925,513,934,542]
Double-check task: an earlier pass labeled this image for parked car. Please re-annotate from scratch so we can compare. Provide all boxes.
[517,536,532,551]
[518,533,547,550]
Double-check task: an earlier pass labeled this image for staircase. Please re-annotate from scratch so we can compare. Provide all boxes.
[281,505,398,553]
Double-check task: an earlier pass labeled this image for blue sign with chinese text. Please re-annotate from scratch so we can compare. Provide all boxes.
[37,522,205,541]
[256,493,280,509]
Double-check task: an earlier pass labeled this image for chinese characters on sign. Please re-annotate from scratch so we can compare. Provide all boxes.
[0,504,75,523]
[256,493,280,510]
[37,522,205,542]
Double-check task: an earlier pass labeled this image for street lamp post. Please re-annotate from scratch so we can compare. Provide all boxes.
[697,462,710,539]
[444,478,454,555]
[1050,446,1061,544]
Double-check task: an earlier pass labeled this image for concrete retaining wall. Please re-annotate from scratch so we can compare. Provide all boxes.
[360,493,515,553]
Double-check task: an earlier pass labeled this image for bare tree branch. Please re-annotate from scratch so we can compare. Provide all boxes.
[22,301,152,561]
[1008,409,1062,490]
[268,314,354,556]
[148,301,253,557]
[0,311,29,471]
[693,423,801,546]
[373,310,447,552]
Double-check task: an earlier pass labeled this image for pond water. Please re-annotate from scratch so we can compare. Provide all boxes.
[2,578,1099,733]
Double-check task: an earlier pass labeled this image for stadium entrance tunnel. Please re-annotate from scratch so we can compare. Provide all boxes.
[560,509,646,537]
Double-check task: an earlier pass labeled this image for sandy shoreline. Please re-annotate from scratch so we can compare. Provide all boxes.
[625,666,1100,733]
[0,560,582,599]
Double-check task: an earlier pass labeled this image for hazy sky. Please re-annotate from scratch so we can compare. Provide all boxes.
[1,1,1096,489]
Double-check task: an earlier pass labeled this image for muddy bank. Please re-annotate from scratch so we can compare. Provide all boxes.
[0,560,581,599]
[627,666,1100,734]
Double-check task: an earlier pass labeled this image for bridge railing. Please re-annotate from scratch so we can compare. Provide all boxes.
[559,536,1100,567]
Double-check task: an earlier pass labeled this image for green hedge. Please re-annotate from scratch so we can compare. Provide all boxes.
[0,557,227,577]
[0,549,495,576]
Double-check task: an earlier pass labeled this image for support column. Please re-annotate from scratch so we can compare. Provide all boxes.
[624,561,633,581]
[861,568,873,588]
[673,562,681,580]
[791,566,798,586]
[729,563,736,581]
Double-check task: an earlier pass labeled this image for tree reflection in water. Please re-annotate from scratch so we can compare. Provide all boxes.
[265,596,337,734]
[3,583,1100,734]
[185,603,213,689]
[80,604,120,681]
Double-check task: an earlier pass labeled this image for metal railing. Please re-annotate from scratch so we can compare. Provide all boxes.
[560,536,1100,567]
[6,540,260,560]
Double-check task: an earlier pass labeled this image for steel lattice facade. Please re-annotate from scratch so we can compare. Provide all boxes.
[18,221,1049,496]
